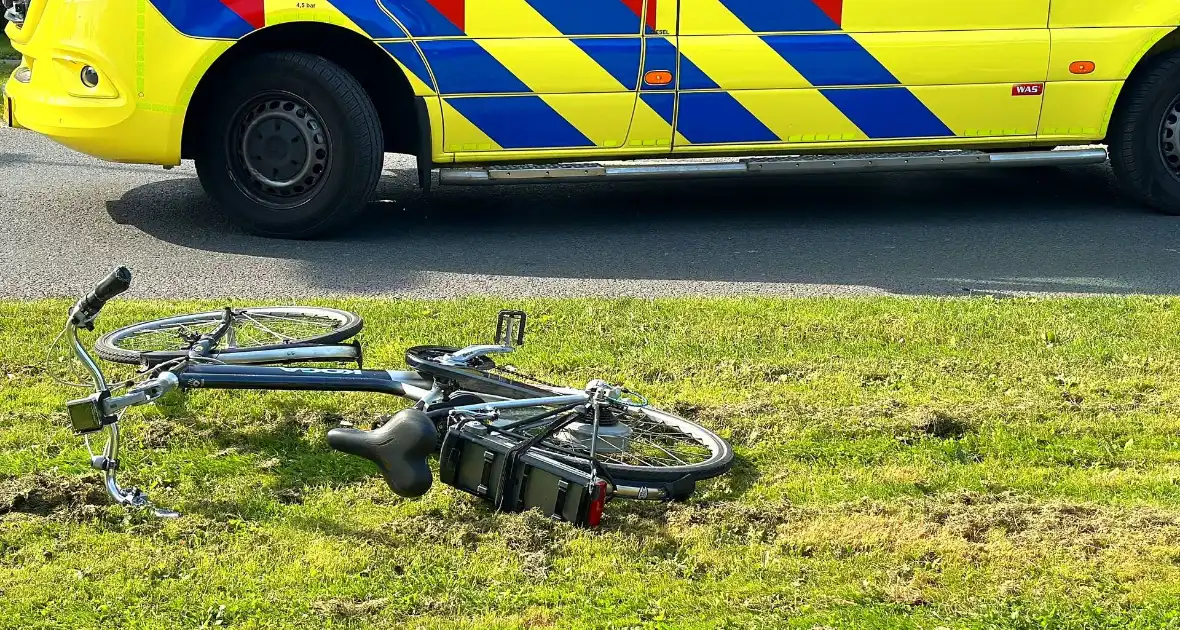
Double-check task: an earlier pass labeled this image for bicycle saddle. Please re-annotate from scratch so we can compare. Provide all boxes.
[326,409,437,498]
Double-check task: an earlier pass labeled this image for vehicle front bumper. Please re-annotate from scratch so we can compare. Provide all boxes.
[3,49,182,165]
[2,3,228,166]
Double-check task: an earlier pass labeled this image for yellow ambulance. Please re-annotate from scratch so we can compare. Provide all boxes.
[4,0,1180,237]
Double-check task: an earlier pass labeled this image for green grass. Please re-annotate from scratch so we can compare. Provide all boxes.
[0,27,15,60]
[4,297,1180,629]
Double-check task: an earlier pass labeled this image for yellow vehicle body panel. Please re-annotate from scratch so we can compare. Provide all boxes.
[1037,26,1175,141]
[4,0,229,164]
[3,0,1180,167]
[1050,0,1180,28]
[843,0,1051,32]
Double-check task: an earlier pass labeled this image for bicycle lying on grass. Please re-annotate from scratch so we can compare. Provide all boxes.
[55,267,734,527]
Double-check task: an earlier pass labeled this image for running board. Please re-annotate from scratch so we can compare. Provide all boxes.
[437,148,1108,186]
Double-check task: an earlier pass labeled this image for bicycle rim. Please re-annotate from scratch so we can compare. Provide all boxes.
[443,391,733,483]
[94,306,362,365]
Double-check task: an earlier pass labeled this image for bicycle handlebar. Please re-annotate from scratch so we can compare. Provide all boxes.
[71,266,132,327]
[56,265,181,517]
[102,372,180,415]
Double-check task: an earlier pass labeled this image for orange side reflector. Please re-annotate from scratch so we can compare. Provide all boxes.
[1070,61,1096,75]
[644,70,673,86]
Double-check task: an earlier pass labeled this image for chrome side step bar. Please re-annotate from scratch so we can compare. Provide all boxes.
[437,148,1109,186]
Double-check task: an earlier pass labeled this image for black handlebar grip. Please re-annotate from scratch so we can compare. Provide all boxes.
[77,266,132,319]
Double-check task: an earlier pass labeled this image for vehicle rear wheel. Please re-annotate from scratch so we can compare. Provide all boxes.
[1110,50,1180,215]
[195,51,383,239]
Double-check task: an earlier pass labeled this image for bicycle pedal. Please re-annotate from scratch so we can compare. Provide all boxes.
[495,310,526,348]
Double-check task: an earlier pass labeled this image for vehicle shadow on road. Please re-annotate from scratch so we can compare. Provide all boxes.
[105,161,1180,296]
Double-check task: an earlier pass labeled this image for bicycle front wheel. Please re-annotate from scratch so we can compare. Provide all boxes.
[94,306,363,365]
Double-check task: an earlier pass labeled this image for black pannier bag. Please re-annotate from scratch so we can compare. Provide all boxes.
[438,421,608,528]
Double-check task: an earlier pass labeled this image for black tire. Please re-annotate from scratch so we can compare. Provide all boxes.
[422,372,734,484]
[94,306,363,365]
[1109,50,1180,215]
[195,51,383,239]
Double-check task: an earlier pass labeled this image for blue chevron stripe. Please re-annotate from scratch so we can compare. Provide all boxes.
[446,96,595,149]
[381,42,434,89]
[676,52,720,91]
[524,0,643,35]
[336,0,408,38]
[716,0,840,32]
[820,87,954,138]
[417,40,530,94]
[641,93,676,125]
[677,92,778,144]
[572,38,642,90]
[378,0,464,37]
[147,0,254,38]
[763,34,898,87]
[643,37,681,91]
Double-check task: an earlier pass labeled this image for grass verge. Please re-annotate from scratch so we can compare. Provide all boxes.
[0,28,15,60]
[3,296,1180,629]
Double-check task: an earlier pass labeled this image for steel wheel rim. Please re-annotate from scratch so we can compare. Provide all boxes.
[491,403,725,472]
[1159,94,1180,181]
[105,308,354,353]
[229,92,331,209]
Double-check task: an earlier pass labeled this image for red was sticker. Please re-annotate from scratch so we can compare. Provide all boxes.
[1012,83,1045,96]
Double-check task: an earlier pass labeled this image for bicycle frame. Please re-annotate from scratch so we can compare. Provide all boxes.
[64,322,609,512]
[59,271,683,520]
[176,364,588,413]
[170,366,665,501]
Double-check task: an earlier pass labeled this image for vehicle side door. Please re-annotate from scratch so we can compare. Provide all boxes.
[672,0,1051,149]
[380,0,647,159]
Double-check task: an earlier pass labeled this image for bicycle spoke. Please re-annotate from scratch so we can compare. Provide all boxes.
[632,438,690,466]
[601,451,666,468]
[509,407,714,468]
[238,312,296,344]
[120,320,220,351]
[104,308,355,357]
[248,312,342,331]
[238,313,344,344]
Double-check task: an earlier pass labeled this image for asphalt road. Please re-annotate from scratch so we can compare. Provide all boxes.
[3,126,1180,299]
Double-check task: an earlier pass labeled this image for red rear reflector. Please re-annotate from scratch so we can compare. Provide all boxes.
[1012,83,1044,96]
[1070,61,1096,75]
[587,480,607,528]
[644,70,673,86]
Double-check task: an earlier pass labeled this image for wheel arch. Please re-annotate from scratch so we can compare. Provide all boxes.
[1105,26,1180,142]
[180,22,426,161]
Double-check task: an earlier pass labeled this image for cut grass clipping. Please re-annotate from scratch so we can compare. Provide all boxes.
[3,297,1180,629]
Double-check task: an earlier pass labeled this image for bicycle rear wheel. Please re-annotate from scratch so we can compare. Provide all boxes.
[491,401,731,483]
[418,368,733,485]
[409,349,733,483]
[95,306,363,365]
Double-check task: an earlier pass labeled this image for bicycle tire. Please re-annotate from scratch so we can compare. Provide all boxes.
[525,402,733,484]
[94,306,363,365]
[422,371,734,484]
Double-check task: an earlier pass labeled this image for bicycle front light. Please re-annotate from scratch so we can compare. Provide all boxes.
[65,392,111,434]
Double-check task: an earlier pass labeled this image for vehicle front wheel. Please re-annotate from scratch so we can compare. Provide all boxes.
[195,51,383,239]
[1110,50,1180,215]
